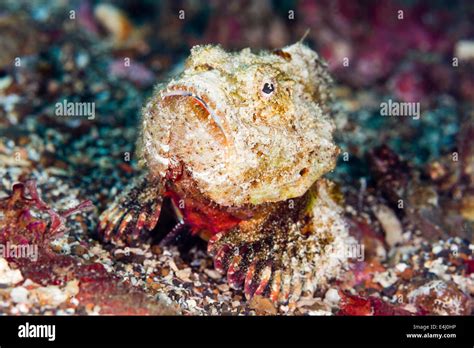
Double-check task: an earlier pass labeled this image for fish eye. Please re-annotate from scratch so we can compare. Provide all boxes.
[262,82,275,95]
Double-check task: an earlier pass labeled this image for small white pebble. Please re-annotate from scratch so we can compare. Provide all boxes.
[10,287,29,303]
[373,270,398,288]
[16,303,29,314]
[204,269,221,280]
[432,245,442,254]
[395,263,408,272]
[0,258,24,285]
[324,288,341,305]
[308,309,332,316]
[186,299,197,308]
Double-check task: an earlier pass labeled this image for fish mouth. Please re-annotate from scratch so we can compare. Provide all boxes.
[161,88,229,143]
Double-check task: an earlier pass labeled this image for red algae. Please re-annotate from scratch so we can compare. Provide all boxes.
[0,180,93,248]
[338,292,413,316]
[0,181,177,315]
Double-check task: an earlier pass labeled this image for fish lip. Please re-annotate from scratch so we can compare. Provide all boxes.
[160,88,229,142]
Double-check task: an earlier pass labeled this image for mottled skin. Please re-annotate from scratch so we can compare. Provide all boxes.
[98,43,351,303]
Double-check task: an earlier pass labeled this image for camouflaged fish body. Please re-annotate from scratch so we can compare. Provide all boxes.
[98,42,351,303]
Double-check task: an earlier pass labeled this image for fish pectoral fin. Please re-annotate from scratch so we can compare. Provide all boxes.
[206,206,301,303]
[97,173,164,246]
[207,181,349,304]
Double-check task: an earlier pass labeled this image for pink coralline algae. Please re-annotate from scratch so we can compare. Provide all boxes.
[337,292,413,316]
[0,181,177,315]
[0,180,93,249]
[300,0,469,104]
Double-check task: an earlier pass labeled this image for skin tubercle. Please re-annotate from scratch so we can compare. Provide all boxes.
[141,42,338,207]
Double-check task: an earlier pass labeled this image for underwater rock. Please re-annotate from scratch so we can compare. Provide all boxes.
[406,279,471,315]
[0,258,23,286]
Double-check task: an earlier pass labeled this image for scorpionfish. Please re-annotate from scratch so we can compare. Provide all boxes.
[98,42,352,304]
